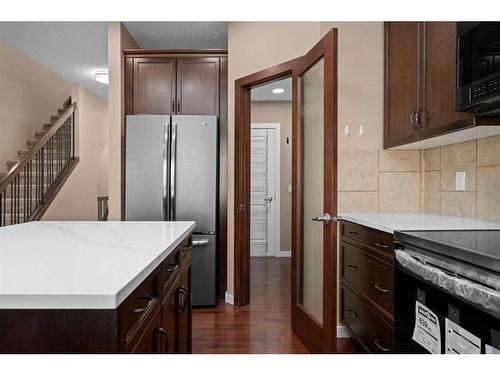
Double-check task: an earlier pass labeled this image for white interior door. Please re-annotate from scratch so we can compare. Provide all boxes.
[250,125,280,257]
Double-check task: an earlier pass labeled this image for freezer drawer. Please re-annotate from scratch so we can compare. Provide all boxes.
[125,115,170,221]
[191,234,216,307]
[171,115,217,232]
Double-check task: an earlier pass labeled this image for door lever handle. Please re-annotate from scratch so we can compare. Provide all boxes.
[264,197,273,202]
[312,213,337,224]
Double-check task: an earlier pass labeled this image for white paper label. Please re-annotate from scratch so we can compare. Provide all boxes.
[445,318,481,354]
[485,344,500,354]
[412,301,441,354]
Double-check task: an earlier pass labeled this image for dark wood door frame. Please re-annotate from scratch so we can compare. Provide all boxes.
[233,58,299,307]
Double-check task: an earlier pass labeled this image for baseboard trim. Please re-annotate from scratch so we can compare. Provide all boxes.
[224,291,234,305]
[337,325,350,338]
[275,251,291,258]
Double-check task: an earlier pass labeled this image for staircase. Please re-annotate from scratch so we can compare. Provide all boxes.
[0,97,79,227]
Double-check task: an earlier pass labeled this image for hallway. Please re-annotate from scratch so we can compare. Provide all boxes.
[192,257,361,354]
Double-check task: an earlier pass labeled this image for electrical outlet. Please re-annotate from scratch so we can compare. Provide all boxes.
[456,172,466,191]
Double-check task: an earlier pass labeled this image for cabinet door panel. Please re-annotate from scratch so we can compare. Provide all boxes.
[179,261,192,353]
[177,58,220,115]
[131,309,163,354]
[162,274,180,353]
[422,22,473,135]
[133,58,176,114]
[384,22,420,148]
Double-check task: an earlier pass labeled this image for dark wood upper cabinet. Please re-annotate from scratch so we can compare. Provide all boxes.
[421,22,473,136]
[384,22,497,149]
[384,22,420,148]
[177,57,220,115]
[133,58,176,114]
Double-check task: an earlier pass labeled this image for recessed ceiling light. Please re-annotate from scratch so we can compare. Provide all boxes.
[272,88,285,94]
[92,71,109,85]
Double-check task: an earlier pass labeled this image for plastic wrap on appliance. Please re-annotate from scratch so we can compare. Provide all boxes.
[395,250,500,314]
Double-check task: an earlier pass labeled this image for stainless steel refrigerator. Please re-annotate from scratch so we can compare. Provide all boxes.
[125,114,217,306]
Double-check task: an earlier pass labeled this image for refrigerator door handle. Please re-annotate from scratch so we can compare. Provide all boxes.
[163,121,171,221]
[192,238,210,247]
[170,122,177,221]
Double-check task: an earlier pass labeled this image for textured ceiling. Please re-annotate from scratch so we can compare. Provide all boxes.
[0,22,229,102]
[0,22,108,100]
[251,77,292,102]
[123,22,228,49]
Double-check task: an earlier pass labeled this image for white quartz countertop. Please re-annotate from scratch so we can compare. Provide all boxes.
[0,221,195,309]
[338,213,500,234]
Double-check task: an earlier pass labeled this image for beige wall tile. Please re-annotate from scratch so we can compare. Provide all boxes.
[379,172,421,213]
[379,150,420,172]
[477,135,500,167]
[338,192,378,213]
[441,192,476,218]
[338,150,378,191]
[423,171,441,214]
[477,166,500,221]
[423,147,440,171]
[440,140,476,191]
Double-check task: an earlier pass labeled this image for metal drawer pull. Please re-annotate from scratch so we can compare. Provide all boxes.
[165,264,179,273]
[178,287,189,312]
[374,339,389,352]
[158,328,169,353]
[132,295,155,314]
[192,239,209,247]
[347,264,358,271]
[348,231,359,236]
[374,242,390,249]
[374,283,390,294]
[346,309,358,318]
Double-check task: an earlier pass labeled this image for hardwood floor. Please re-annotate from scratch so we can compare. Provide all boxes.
[192,257,362,354]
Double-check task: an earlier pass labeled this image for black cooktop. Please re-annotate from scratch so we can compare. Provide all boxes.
[394,230,500,274]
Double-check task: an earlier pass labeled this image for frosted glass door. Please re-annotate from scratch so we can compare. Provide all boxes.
[299,58,325,324]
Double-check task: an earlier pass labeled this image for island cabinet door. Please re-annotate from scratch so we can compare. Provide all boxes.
[179,247,192,353]
[162,273,181,353]
[131,308,164,354]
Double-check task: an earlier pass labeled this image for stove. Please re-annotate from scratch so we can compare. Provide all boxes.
[393,230,500,354]
[394,230,500,274]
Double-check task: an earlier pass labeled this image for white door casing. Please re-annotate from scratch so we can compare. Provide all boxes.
[250,124,280,257]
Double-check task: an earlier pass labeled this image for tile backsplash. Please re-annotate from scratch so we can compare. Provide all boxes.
[338,149,421,213]
[338,134,500,221]
[422,134,500,221]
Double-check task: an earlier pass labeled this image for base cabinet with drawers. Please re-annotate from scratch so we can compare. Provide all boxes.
[0,234,193,354]
[340,220,395,353]
[119,234,193,354]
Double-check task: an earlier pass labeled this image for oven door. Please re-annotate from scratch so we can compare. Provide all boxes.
[395,249,500,354]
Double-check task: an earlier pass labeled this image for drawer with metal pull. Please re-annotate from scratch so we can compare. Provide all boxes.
[119,267,161,350]
[341,284,394,354]
[162,249,181,303]
[341,240,394,321]
[340,221,394,264]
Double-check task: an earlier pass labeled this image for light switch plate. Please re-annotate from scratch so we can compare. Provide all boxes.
[288,184,292,193]
[456,172,466,191]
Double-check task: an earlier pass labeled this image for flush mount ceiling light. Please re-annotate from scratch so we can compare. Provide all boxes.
[92,71,109,85]
[272,88,285,95]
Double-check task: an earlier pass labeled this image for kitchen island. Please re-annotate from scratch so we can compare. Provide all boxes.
[0,221,195,353]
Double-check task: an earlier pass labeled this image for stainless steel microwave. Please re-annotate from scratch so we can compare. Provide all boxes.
[456,22,500,115]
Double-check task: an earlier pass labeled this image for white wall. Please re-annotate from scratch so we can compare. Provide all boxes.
[0,41,71,169]
[42,85,108,220]
[107,22,138,220]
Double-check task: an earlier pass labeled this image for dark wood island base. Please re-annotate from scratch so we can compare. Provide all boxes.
[0,235,193,354]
